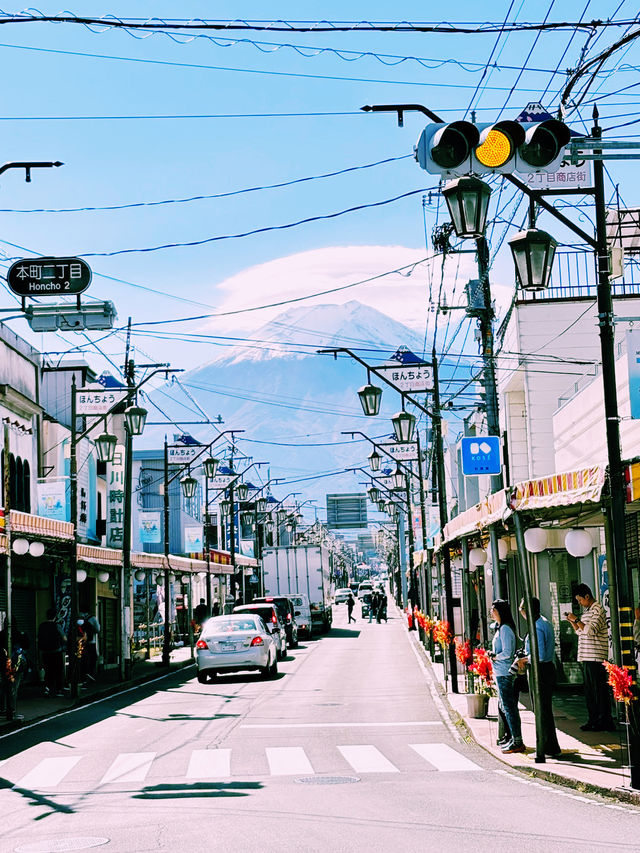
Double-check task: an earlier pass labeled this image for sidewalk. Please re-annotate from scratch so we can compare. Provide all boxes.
[0,646,196,734]
[408,628,640,805]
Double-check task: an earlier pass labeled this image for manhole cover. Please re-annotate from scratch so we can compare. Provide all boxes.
[295,775,360,785]
[15,838,110,853]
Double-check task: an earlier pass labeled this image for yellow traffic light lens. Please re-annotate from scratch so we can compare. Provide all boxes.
[475,129,513,168]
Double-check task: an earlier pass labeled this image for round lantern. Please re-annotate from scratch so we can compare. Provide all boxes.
[469,547,488,567]
[524,526,548,553]
[181,574,191,584]
[12,538,29,555]
[98,571,110,583]
[134,570,146,582]
[29,541,45,558]
[76,568,87,583]
[564,528,592,559]
[497,538,509,560]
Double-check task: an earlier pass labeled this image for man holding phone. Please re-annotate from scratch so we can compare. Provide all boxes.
[566,583,615,732]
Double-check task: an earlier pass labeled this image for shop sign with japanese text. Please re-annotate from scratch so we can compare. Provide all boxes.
[76,387,128,415]
[106,444,126,550]
[209,474,235,490]
[8,256,92,297]
[375,364,433,393]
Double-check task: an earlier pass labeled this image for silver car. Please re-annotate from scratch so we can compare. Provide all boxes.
[196,614,278,682]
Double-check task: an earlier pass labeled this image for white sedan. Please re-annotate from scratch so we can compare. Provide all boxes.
[196,614,278,682]
[334,588,353,604]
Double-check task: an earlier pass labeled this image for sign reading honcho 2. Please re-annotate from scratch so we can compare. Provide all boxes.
[8,257,92,296]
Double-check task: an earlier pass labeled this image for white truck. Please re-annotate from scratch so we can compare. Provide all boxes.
[261,545,333,636]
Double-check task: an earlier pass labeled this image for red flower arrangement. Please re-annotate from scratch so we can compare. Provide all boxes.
[455,638,473,666]
[433,620,453,648]
[468,647,494,697]
[603,661,635,705]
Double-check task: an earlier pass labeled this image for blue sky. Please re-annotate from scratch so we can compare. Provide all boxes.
[1,3,638,378]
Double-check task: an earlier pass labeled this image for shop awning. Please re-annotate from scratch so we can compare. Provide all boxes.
[78,544,123,566]
[436,465,606,549]
[0,509,74,541]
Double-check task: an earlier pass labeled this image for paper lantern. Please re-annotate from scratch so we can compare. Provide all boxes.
[469,547,488,566]
[497,538,509,560]
[76,568,87,583]
[564,528,592,559]
[181,574,191,584]
[98,571,110,583]
[524,526,548,553]
[134,570,146,582]
[12,538,29,555]
[29,541,45,558]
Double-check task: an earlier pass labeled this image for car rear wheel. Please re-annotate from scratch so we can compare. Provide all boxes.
[269,657,278,678]
[277,645,286,661]
[290,631,299,649]
[197,671,209,684]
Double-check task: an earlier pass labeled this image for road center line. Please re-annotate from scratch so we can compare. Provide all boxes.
[241,721,443,729]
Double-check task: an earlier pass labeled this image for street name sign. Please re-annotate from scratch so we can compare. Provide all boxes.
[209,474,235,490]
[375,364,432,393]
[8,257,92,297]
[461,436,501,476]
[167,445,201,464]
[378,441,418,462]
[76,387,128,415]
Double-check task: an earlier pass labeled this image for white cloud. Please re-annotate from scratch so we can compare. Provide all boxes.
[205,245,505,334]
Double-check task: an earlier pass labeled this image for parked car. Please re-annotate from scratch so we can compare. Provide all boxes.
[358,581,373,597]
[233,603,287,660]
[195,614,278,682]
[286,593,312,639]
[334,588,353,605]
[251,596,299,648]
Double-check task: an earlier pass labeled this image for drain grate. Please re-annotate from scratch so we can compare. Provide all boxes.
[295,775,360,785]
[15,838,110,853]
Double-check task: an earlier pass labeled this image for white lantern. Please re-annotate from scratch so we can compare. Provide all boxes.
[469,547,488,566]
[564,528,592,559]
[524,526,548,553]
[134,570,146,582]
[12,538,29,555]
[29,541,45,558]
[181,574,191,584]
[497,538,509,560]
[76,568,87,583]
[98,571,110,583]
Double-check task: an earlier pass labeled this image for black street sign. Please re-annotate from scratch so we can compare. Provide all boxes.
[7,257,92,297]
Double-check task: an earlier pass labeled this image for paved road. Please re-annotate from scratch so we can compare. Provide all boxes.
[1,605,639,853]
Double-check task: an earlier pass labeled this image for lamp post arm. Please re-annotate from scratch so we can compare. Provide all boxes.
[206,461,268,504]
[318,347,437,419]
[165,429,244,489]
[341,429,419,480]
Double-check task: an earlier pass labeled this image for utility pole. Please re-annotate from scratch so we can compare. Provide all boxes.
[68,378,80,699]
[162,437,172,666]
[121,319,134,680]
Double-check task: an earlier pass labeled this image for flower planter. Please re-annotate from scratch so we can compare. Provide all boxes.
[466,693,489,719]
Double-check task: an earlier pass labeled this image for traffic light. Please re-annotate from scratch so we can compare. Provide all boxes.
[416,118,571,177]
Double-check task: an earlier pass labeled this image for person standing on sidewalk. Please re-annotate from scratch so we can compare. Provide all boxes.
[490,599,525,754]
[518,597,561,757]
[567,583,615,732]
[81,612,100,683]
[38,608,67,697]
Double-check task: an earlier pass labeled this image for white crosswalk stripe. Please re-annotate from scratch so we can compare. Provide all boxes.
[15,756,82,789]
[337,745,399,773]
[266,746,315,775]
[410,743,481,771]
[4,742,485,790]
[186,749,231,779]
[100,752,156,784]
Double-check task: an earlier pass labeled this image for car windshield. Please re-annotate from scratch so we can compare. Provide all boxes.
[207,617,258,633]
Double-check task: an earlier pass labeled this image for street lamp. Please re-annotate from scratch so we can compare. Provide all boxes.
[94,429,117,463]
[358,380,383,416]
[368,449,381,472]
[442,176,492,239]
[508,227,557,292]
[256,497,268,514]
[377,498,387,513]
[393,465,405,490]
[391,410,416,443]
[276,509,288,525]
[368,485,380,503]
[180,474,198,500]
[123,404,148,436]
[219,498,231,517]
[236,482,249,502]
[203,456,219,479]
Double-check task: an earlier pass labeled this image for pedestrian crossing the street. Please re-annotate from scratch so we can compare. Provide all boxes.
[5,742,484,791]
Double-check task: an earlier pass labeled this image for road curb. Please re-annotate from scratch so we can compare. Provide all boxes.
[405,625,640,807]
[0,657,196,737]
